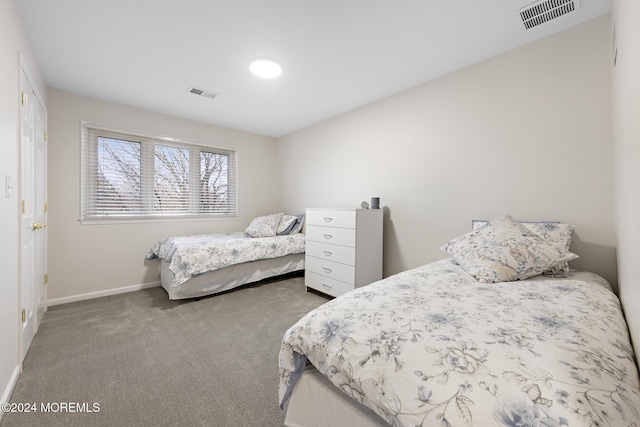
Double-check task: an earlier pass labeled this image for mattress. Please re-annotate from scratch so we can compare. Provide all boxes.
[148,231,306,287]
[161,253,304,300]
[279,259,640,427]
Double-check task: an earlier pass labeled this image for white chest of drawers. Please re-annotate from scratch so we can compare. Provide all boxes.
[305,208,383,297]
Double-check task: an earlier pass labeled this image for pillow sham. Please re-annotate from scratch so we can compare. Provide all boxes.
[441,215,573,283]
[471,219,577,277]
[245,213,284,238]
[288,214,305,234]
[276,214,305,235]
[277,215,298,235]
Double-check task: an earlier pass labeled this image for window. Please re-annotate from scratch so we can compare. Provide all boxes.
[81,123,237,221]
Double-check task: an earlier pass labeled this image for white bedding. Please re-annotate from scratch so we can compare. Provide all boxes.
[147,231,306,287]
[279,259,640,427]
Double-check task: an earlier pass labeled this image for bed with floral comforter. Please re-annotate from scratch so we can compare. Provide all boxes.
[279,259,640,427]
[147,231,306,287]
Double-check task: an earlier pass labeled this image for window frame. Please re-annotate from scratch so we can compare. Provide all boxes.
[80,122,238,224]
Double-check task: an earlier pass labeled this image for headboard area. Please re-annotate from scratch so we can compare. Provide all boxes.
[470,218,618,289]
[469,217,639,372]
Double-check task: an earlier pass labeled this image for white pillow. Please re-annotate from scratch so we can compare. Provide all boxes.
[471,219,577,277]
[245,213,284,238]
[441,215,573,283]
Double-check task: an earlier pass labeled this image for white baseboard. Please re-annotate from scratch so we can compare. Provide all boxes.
[47,281,161,307]
[0,365,21,421]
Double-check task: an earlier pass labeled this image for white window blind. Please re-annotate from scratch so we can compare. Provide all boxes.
[81,123,237,221]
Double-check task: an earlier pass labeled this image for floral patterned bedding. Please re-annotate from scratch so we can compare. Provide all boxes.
[147,232,305,287]
[279,259,640,427]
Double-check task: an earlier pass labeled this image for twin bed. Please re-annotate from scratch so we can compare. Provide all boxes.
[147,213,305,300]
[279,215,640,426]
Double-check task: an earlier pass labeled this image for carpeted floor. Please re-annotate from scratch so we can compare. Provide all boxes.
[1,274,328,427]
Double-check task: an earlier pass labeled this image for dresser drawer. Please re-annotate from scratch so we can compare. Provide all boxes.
[306,271,354,298]
[306,241,355,266]
[306,225,355,247]
[306,209,356,229]
[305,256,355,284]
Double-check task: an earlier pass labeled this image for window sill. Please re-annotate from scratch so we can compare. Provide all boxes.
[79,214,239,225]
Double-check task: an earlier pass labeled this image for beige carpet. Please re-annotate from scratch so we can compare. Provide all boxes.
[1,274,327,427]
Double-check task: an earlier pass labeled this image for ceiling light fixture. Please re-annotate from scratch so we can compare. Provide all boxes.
[250,59,282,78]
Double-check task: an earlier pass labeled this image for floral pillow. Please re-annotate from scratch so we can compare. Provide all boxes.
[245,213,284,238]
[441,215,574,283]
[277,215,298,235]
[288,214,305,234]
[276,214,305,235]
[471,220,577,277]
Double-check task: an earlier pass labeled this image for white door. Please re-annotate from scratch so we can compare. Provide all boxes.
[35,96,48,327]
[20,71,36,360]
[20,65,47,361]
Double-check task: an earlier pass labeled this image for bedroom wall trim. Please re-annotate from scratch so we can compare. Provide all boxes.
[47,281,161,307]
[0,366,21,422]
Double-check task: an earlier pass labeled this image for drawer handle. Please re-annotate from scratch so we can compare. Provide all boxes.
[323,251,333,257]
[323,234,333,240]
[323,217,334,223]
[322,284,332,290]
[322,267,333,274]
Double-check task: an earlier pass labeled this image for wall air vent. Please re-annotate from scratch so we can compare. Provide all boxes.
[519,0,578,30]
[188,86,218,100]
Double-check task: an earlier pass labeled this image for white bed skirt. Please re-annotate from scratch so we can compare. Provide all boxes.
[285,366,389,427]
[161,253,304,300]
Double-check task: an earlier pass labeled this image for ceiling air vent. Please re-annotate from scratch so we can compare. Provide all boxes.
[519,0,578,30]
[188,86,217,100]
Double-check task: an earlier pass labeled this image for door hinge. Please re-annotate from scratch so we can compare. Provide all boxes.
[21,91,25,107]
[21,309,25,324]
[43,274,48,285]
[43,202,48,213]
[21,200,25,214]
[43,131,48,142]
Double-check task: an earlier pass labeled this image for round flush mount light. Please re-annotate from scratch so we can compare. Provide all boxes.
[250,59,282,78]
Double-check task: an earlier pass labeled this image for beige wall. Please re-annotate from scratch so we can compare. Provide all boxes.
[47,89,279,302]
[612,0,640,359]
[278,16,616,288]
[0,0,47,410]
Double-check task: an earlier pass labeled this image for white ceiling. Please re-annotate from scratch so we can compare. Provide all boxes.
[18,0,610,137]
